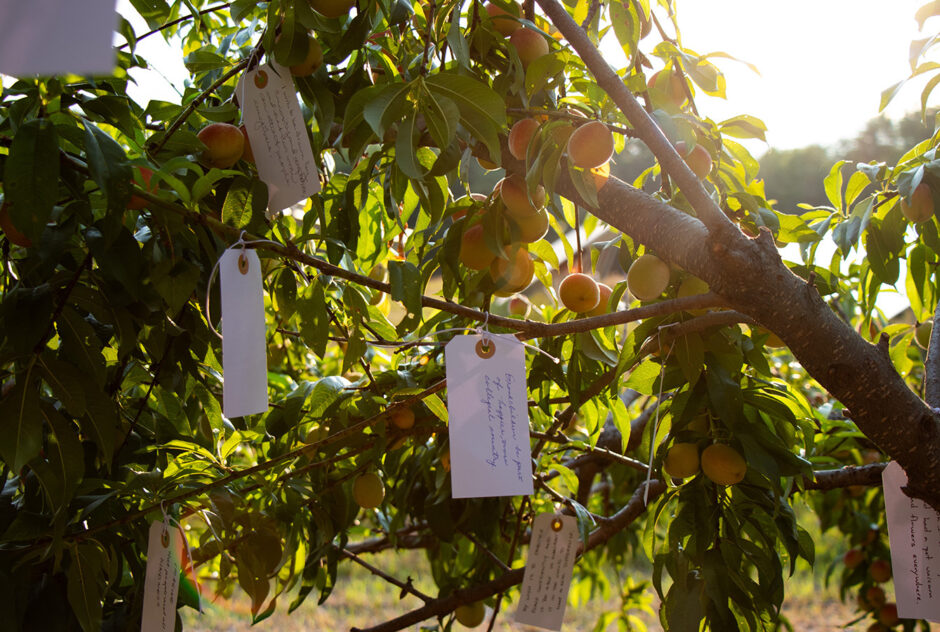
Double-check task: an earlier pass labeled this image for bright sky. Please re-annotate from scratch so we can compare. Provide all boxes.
[674,0,933,150]
[117,0,937,152]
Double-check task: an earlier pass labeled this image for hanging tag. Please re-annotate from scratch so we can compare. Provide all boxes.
[220,248,268,417]
[515,514,579,630]
[882,461,940,622]
[237,63,321,214]
[141,521,182,632]
[0,0,117,76]
[445,334,533,498]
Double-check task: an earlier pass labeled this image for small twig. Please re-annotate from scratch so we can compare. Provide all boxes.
[339,548,433,603]
[118,3,234,50]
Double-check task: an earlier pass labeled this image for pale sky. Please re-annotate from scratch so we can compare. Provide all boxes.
[673,0,934,150]
[118,0,936,152]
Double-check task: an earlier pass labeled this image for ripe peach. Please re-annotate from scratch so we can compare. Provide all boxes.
[675,141,712,180]
[700,443,747,485]
[499,174,545,219]
[869,559,892,583]
[389,407,415,430]
[459,224,497,270]
[627,254,670,301]
[862,586,886,610]
[309,0,355,19]
[127,166,156,210]
[586,282,612,317]
[877,603,899,627]
[0,201,31,247]
[509,27,549,68]
[567,120,614,169]
[559,273,600,313]
[843,548,864,569]
[197,122,246,169]
[664,442,700,479]
[485,1,522,36]
[902,181,934,223]
[508,117,540,160]
[490,245,533,293]
[508,295,531,318]
[508,207,549,243]
[239,125,255,164]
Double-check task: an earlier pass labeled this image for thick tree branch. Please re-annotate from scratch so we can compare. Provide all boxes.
[925,300,940,407]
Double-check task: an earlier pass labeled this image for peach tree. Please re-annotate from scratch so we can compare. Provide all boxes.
[1,0,940,630]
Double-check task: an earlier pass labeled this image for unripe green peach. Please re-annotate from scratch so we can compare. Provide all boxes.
[308,0,355,19]
[626,254,670,301]
[663,442,700,479]
[567,120,614,169]
[700,443,747,485]
[352,472,385,509]
[509,27,549,67]
[455,601,486,627]
[559,273,600,313]
[389,407,415,430]
[289,33,323,76]
[915,319,933,349]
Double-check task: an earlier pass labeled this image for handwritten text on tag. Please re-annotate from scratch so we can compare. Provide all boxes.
[515,514,579,630]
[238,63,320,214]
[445,334,533,499]
[141,521,182,632]
[883,461,940,622]
[220,249,268,418]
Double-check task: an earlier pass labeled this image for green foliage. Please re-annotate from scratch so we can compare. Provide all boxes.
[0,1,937,631]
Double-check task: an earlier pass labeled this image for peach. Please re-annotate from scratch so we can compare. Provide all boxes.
[842,548,864,569]
[459,224,497,270]
[869,559,892,583]
[627,254,670,301]
[289,33,323,76]
[901,181,934,223]
[559,273,600,313]
[485,1,522,36]
[127,166,156,210]
[509,27,549,68]
[508,295,531,318]
[490,245,533,293]
[499,173,545,219]
[508,117,540,160]
[389,407,415,430]
[509,207,549,243]
[586,282,612,317]
[239,125,255,164]
[197,122,245,169]
[700,443,747,485]
[567,120,614,169]
[0,202,32,247]
[664,442,700,479]
[675,141,712,180]
[649,69,687,108]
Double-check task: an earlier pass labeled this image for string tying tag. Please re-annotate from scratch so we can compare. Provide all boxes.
[644,323,677,505]
[408,312,561,364]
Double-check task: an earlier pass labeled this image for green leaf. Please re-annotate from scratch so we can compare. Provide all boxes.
[57,307,107,388]
[823,160,845,211]
[83,120,133,213]
[222,176,268,230]
[3,118,60,242]
[425,73,507,163]
[32,406,84,509]
[718,115,767,141]
[388,260,423,318]
[183,47,228,72]
[423,393,448,422]
[394,110,424,180]
[67,543,108,632]
[38,352,87,416]
[0,377,43,473]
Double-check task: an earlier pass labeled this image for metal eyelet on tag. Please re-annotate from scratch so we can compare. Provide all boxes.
[551,517,563,532]
[475,338,496,358]
[161,528,170,548]
[238,252,250,275]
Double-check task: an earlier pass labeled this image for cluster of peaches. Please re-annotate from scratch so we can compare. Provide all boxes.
[842,541,904,631]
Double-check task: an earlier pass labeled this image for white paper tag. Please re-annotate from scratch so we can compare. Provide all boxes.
[237,63,321,214]
[515,514,579,630]
[0,0,117,76]
[882,461,940,622]
[220,249,268,417]
[141,521,182,632]
[445,334,533,499]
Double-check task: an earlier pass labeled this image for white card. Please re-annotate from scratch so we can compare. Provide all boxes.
[237,63,321,214]
[445,334,533,498]
[515,514,579,630]
[220,249,268,417]
[142,521,182,632]
[883,461,940,622]
[0,0,117,76]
